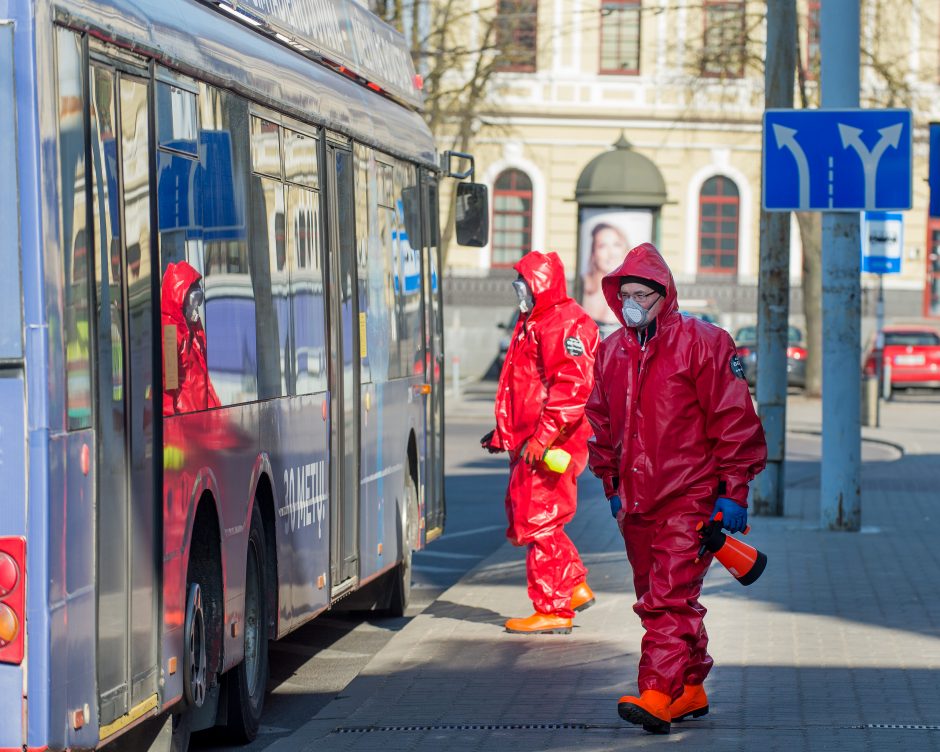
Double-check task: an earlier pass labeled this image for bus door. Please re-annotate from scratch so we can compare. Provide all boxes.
[420,172,445,537]
[87,55,160,730]
[324,136,360,593]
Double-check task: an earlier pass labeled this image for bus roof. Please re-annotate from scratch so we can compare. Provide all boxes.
[198,0,424,111]
[49,0,437,168]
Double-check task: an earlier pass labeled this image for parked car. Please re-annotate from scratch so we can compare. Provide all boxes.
[863,325,940,391]
[734,324,807,388]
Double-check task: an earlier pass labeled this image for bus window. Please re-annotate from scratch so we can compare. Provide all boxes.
[391,160,423,377]
[198,84,257,405]
[156,80,198,156]
[288,184,326,394]
[251,116,282,179]
[56,28,91,430]
[250,176,289,397]
[284,128,318,189]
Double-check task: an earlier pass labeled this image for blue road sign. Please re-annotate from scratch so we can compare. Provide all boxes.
[929,123,940,217]
[861,211,903,274]
[763,109,912,212]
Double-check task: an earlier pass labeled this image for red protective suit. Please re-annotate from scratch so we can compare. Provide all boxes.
[489,251,599,618]
[585,243,766,697]
[162,261,221,416]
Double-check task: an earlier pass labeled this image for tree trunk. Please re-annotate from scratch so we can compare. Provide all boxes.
[797,211,822,397]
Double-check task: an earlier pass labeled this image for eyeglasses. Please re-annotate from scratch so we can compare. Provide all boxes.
[618,290,658,303]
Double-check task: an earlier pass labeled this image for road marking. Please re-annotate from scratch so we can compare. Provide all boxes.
[416,550,479,559]
[413,564,467,573]
[270,642,372,659]
[437,524,504,541]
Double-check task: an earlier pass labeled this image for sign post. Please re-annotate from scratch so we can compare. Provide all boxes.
[861,211,903,425]
[762,0,913,530]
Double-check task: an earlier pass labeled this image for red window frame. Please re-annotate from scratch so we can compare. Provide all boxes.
[494,0,538,73]
[701,0,746,78]
[599,0,641,75]
[697,176,739,275]
[925,217,940,318]
[491,169,533,268]
[803,0,820,81]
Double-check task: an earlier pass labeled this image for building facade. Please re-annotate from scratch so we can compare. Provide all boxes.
[442,0,940,337]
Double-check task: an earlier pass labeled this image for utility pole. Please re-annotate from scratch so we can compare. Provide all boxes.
[753,0,796,517]
[820,0,862,530]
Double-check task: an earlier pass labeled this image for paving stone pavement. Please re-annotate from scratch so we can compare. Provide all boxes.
[268,390,940,752]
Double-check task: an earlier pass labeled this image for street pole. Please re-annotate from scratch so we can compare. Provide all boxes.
[820,0,862,531]
[753,0,796,517]
[874,273,884,426]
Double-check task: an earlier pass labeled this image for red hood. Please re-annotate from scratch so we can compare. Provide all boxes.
[513,251,568,317]
[162,261,202,327]
[601,242,678,327]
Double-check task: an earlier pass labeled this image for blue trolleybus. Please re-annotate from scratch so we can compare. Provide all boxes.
[0,0,486,748]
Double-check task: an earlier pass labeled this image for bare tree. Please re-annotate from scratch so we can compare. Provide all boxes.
[680,0,919,397]
[368,0,529,262]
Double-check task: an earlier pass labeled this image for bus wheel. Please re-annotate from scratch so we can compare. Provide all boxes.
[183,582,207,709]
[388,474,419,617]
[223,504,269,742]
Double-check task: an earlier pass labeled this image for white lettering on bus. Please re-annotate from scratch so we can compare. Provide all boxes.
[281,460,326,537]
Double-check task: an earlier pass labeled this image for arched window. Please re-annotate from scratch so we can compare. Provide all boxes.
[492,169,533,267]
[698,176,739,275]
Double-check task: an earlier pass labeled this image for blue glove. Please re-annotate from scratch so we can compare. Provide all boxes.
[711,497,747,534]
[608,495,622,519]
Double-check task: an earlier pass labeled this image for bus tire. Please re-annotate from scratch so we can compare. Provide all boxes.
[223,504,269,742]
[387,473,418,617]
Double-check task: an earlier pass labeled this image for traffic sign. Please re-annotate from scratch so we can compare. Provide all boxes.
[763,109,912,212]
[861,211,903,274]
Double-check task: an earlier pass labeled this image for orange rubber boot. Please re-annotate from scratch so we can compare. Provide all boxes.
[504,612,572,634]
[617,690,672,734]
[670,684,709,722]
[570,582,595,612]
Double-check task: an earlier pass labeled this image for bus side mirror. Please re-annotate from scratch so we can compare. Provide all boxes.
[455,182,488,248]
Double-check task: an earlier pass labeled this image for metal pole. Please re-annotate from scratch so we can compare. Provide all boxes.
[820,0,862,531]
[753,0,796,517]
[874,274,884,425]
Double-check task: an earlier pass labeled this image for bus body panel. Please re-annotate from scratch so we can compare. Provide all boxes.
[257,395,331,629]
[46,430,98,750]
[0,376,28,750]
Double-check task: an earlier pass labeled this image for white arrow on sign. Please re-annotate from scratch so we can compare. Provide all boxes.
[772,124,810,209]
[838,123,904,209]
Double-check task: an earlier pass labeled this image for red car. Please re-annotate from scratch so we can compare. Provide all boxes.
[863,325,940,390]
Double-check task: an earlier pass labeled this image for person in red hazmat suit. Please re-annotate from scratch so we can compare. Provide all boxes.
[481,250,600,634]
[585,243,766,734]
[162,260,221,416]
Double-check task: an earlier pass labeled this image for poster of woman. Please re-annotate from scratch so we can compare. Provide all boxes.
[579,208,654,328]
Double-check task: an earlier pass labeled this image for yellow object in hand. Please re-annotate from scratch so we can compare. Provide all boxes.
[542,448,571,474]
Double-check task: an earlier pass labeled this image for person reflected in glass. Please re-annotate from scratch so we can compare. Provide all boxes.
[162,260,220,415]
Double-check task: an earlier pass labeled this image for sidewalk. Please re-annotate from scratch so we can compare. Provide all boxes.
[269,387,940,752]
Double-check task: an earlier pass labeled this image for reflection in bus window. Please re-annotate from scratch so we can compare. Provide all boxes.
[288,185,326,394]
[251,176,289,397]
[251,116,281,179]
[161,261,220,415]
[198,85,256,405]
[156,80,198,156]
[57,28,91,430]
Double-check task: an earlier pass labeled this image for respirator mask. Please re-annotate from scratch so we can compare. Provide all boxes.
[512,279,534,314]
